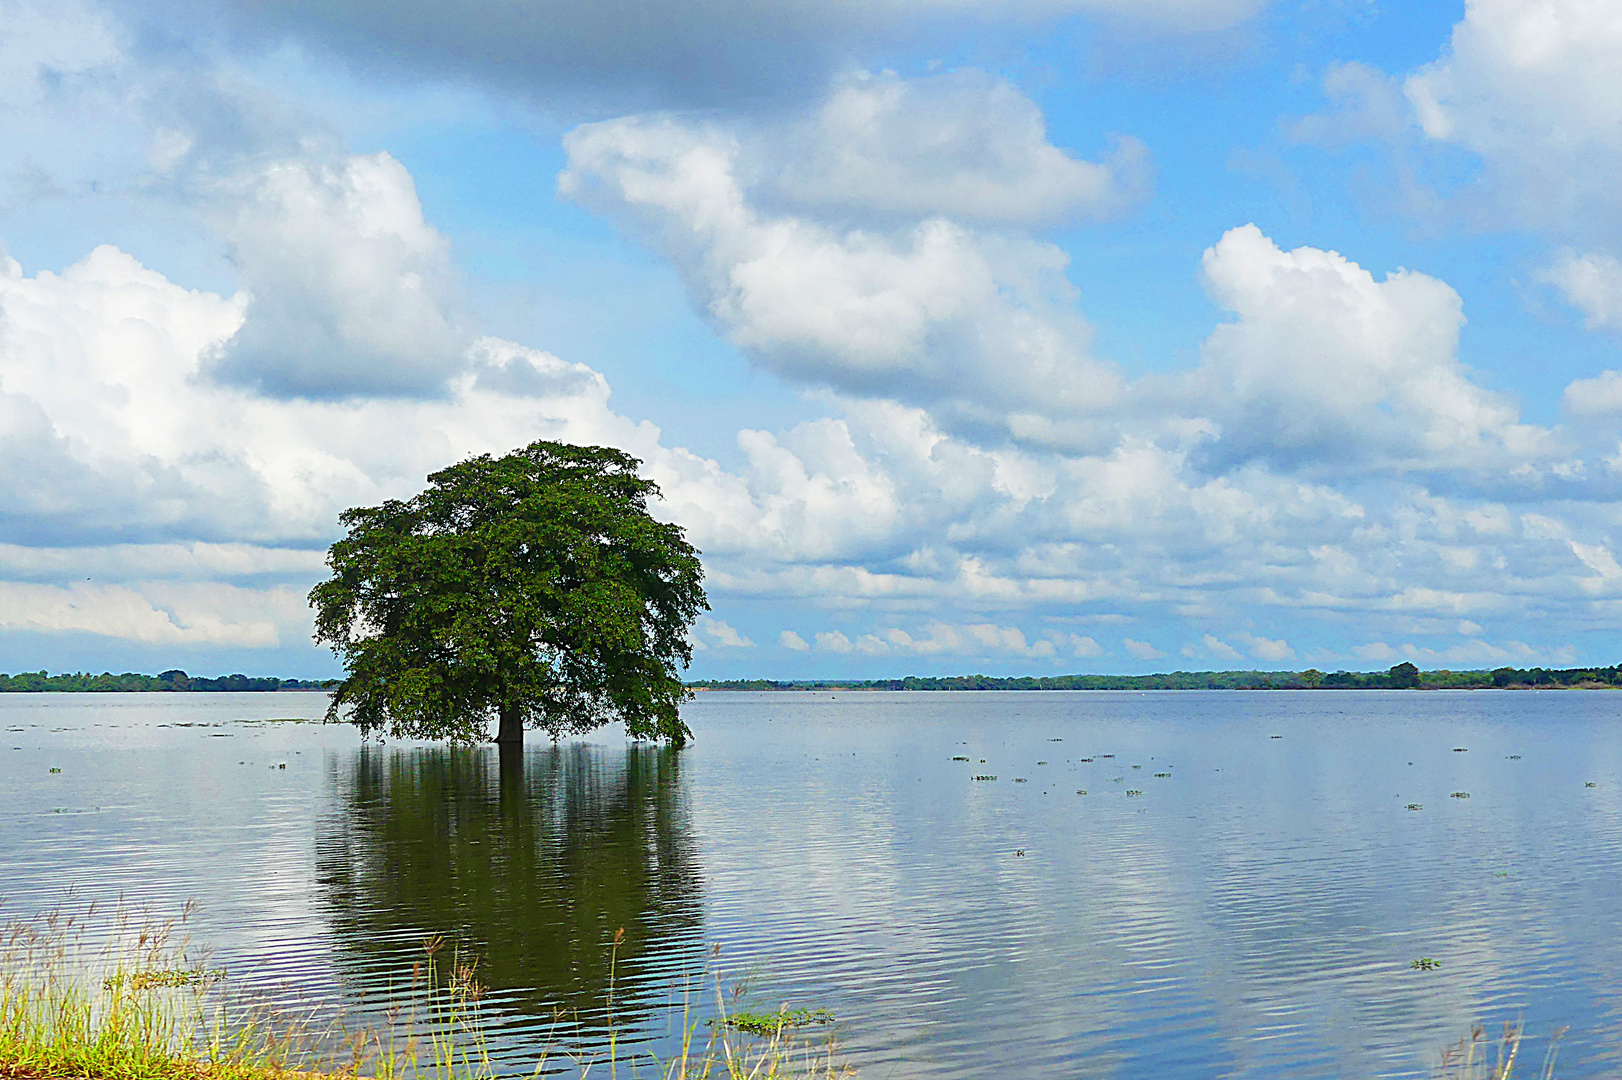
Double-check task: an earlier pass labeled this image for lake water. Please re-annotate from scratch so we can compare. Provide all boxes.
[3,690,1621,1078]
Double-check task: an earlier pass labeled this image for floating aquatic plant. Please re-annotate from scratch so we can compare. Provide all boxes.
[1451,791,1471,799]
[715,1007,836,1038]
[1407,804,1423,811]
[102,967,224,991]
[1411,957,1441,971]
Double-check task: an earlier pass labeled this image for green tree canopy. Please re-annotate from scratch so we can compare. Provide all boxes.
[1388,662,1421,689]
[310,441,708,745]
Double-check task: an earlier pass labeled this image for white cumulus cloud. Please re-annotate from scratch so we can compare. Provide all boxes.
[557,78,1128,442]
[1562,370,1622,419]
[1541,251,1622,330]
[1404,0,1622,237]
[1240,633,1294,662]
[212,152,470,398]
[768,71,1151,226]
[1123,638,1164,660]
[0,581,283,646]
[1186,224,1553,476]
[695,616,755,649]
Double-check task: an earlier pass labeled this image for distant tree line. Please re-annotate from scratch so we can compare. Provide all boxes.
[690,662,1622,692]
[0,669,337,693]
[7,662,1617,695]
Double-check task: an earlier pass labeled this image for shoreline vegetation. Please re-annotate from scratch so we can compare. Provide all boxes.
[0,907,851,1080]
[691,661,1622,692]
[0,905,1563,1080]
[5,662,1622,695]
[0,670,337,693]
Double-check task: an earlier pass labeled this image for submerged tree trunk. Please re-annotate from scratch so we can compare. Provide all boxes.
[497,736,524,807]
[495,701,524,745]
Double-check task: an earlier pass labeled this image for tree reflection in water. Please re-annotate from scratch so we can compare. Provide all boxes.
[315,742,705,1059]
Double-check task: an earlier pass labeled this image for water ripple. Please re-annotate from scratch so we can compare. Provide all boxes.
[3,691,1622,1077]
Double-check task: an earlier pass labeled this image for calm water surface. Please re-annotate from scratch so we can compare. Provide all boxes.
[2,690,1621,1078]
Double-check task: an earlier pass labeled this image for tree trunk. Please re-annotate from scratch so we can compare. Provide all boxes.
[496,701,524,745]
[498,737,524,808]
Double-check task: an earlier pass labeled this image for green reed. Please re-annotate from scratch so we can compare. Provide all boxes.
[0,901,299,1080]
[0,905,850,1080]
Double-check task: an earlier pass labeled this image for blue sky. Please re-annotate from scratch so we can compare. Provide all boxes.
[3,0,1622,679]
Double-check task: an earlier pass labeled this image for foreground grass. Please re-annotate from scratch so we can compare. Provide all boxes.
[0,903,290,1080]
[2,904,1573,1080]
[0,907,849,1080]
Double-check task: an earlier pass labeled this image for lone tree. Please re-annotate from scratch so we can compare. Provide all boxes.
[1388,661,1421,689]
[310,441,708,746]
